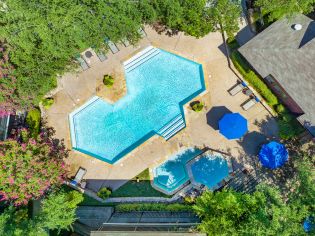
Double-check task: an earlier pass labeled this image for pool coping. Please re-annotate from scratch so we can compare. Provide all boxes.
[150,147,234,195]
[149,147,206,195]
[68,47,207,164]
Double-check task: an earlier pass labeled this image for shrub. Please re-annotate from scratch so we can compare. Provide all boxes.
[103,75,114,87]
[42,98,54,109]
[278,113,304,140]
[226,38,240,51]
[115,203,193,212]
[192,101,204,112]
[184,196,196,204]
[26,108,41,138]
[275,104,286,114]
[97,187,112,200]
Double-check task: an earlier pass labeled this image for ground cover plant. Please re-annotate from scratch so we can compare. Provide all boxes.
[111,169,169,198]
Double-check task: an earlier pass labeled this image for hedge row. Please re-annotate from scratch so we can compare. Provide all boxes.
[230,51,279,108]
[115,203,193,212]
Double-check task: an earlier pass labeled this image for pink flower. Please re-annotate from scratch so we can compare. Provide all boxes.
[8,177,14,185]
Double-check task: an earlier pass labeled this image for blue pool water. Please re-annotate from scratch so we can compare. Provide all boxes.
[190,154,229,189]
[153,148,202,194]
[69,47,205,163]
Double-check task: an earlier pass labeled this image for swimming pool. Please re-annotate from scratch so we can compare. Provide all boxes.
[69,47,205,164]
[152,148,203,194]
[188,154,229,189]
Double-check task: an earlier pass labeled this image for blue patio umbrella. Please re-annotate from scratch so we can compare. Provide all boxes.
[219,113,248,139]
[258,141,288,169]
[303,217,315,233]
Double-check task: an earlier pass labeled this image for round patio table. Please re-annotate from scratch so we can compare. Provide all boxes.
[85,50,93,58]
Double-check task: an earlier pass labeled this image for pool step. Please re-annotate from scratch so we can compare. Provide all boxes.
[157,114,186,140]
[124,47,160,72]
[157,114,183,134]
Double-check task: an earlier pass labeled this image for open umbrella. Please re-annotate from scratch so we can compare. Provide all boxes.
[219,113,248,139]
[258,141,288,169]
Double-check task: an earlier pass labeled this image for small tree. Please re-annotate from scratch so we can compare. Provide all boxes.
[0,190,83,235]
[0,128,68,206]
[39,190,83,232]
[207,0,242,66]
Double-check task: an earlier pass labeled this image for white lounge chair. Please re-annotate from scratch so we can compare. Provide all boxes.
[121,38,130,47]
[228,81,246,96]
[138,27,146,37]
[70,167,87,186]
[242,98,257,110]
[105,38,119,54]
[75,55,89,71]
[96,51,108,62]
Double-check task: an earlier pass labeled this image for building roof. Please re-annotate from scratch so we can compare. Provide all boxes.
[239,13,315,135]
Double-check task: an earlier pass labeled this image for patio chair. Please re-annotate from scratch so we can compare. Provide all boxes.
[70,167,87,186]
[96,50,108,62]
[121,38,130,47]
[242,97,258,110]
[138,27,147,37]
[75,55,89,71]
[104,38,119,54]
[228,81,247,96]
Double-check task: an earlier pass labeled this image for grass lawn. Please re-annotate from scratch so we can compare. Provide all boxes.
[111,169,170,198]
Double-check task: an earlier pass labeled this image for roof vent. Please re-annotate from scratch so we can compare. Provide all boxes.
[292,23,302,31]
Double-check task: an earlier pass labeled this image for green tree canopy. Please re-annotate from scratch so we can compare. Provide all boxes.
[0,190,83,236]
[207,0,242,39]
[255,0,315,22]
[39,190,83,232]
[194,146,315,235]
[0,0,144,110]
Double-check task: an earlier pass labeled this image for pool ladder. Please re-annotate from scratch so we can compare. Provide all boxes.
[157,114,186,140]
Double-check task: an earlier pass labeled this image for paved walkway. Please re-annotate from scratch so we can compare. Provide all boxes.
[46,24,279,192]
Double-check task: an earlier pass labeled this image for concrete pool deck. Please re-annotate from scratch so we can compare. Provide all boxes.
[45,25,279,192]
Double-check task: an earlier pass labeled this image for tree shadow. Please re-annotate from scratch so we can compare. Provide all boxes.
[151,23,179,36]
[206,106,232,130]
[253,115,279,139]
[218,43,228,57]
[238,131,268,158]
[235,25,256,46]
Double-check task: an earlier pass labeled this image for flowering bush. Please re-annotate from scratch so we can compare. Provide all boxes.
[0,45,21,113]
[0,128,68,206]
